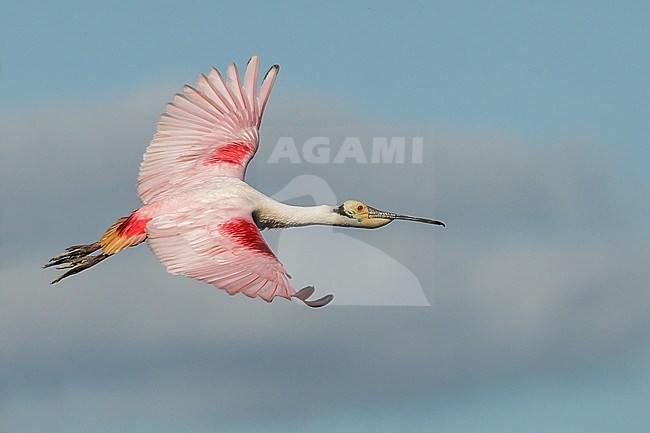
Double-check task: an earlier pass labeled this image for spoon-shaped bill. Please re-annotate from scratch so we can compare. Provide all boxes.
[367,207,445,227]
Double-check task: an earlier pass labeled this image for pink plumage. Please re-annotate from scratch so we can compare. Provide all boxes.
[44,55,445,307]
[135,56,298,303]
[137,56,277,203]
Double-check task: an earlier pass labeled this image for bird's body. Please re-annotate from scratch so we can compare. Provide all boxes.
[45,56,444,307]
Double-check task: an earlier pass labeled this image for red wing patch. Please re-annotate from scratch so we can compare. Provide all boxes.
[204,142,253,166]
[219,218,276,258]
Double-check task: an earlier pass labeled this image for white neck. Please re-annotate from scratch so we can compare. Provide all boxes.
[255,201,351,229]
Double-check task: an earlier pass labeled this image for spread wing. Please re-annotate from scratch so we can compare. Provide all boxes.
[137,55,279,204]
[146,202,296,302]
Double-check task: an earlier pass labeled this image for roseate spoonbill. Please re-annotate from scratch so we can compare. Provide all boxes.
[43,55,445,308]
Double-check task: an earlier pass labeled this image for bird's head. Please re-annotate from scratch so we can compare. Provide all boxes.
[336,200,445,229]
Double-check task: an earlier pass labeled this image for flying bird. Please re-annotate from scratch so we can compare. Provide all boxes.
[44,55,445,308]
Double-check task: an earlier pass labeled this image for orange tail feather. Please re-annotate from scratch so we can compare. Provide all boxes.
[98,215,147,255]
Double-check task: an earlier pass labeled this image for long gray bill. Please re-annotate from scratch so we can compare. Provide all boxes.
[368,207,446,227]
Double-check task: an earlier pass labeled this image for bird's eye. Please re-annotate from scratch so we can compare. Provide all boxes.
[357,205,364,211]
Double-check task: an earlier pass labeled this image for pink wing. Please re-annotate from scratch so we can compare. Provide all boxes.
[146,202,295,302]
[137,55,279,204]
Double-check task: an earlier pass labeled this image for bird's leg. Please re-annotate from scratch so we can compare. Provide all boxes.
[43,242,107,284]
[292,286,334,308]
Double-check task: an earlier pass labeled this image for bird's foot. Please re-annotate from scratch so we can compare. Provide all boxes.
[43,243,101,269]
[48,254,108,284]
[43,242,106,284]
[292,286,334,308]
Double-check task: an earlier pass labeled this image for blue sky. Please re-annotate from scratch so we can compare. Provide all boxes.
[1,1,649,432]
[4,1,649,153]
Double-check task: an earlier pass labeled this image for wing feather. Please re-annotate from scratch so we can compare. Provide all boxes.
[257,64,279,118]
[138,55,278,204]
[207,67,237,113]
[243,55,258,118]
[195,73,230,114]
[146,205,296,303]
[226,63,247,114]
